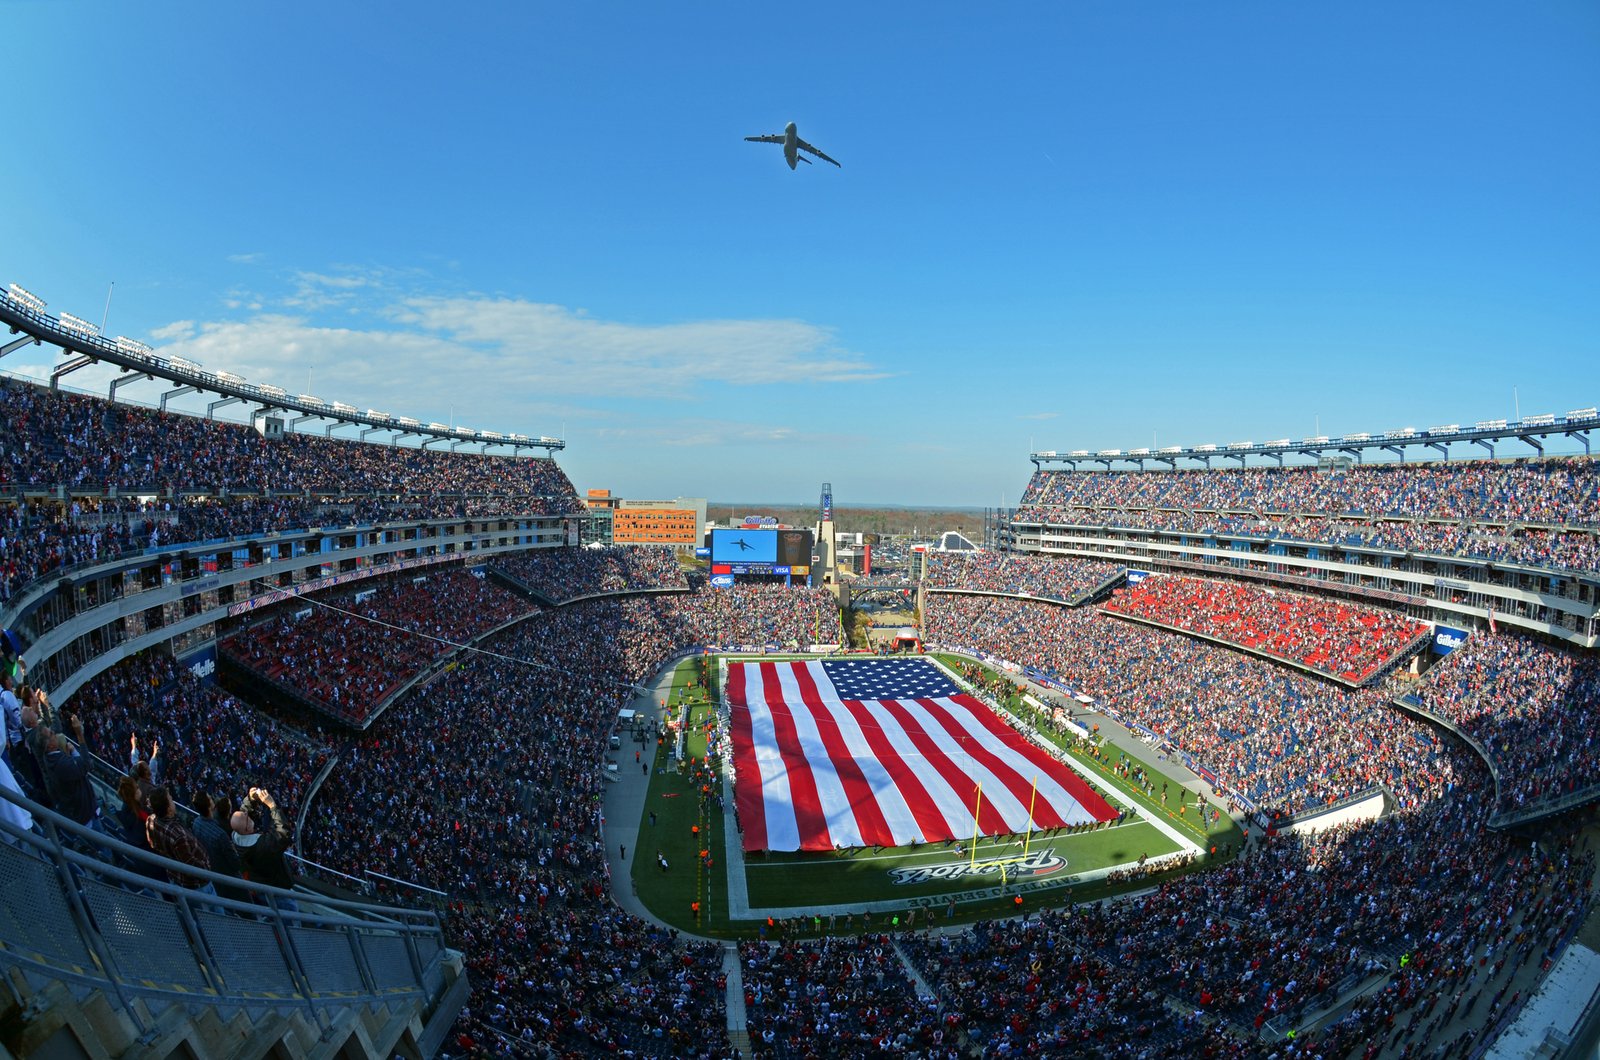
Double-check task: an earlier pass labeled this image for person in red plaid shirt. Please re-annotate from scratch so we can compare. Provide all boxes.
[145,787,214,893]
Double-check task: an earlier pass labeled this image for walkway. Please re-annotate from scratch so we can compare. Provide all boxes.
[601,660,684,930]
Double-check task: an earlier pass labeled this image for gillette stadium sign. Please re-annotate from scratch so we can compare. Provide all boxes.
[1433,624,1470,655]
[888,848,1067,887]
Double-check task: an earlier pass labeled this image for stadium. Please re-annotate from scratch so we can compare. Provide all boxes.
[1,277,1597,1058]
[4,6,1598,1060]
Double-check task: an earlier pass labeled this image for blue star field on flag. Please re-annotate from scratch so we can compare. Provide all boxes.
[819,658,962,700]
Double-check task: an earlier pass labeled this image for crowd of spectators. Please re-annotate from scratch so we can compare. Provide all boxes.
[220,569,536,724]
[0,376,582,503]
[66,651,332,816]
[490,545,688,602]
[739,936,948,1057]
[922,551,1124,604]
[8,471,1595,1060]
[924,594,1459,816]
[901,775,1591,1057]
[296,585,797,1051]
[627,580,843,652]
[0,376,585,598]
[1014,460,1600,573]
[450,904,728,1057]
[1419,631,1600,816]
[1103,575,1429,684]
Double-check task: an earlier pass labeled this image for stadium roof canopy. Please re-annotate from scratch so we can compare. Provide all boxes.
[0,281,563,455]
[1030,410,1597,470]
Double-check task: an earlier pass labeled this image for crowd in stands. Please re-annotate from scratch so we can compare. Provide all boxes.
[490,545,688,602]
[0,375,584,598]
[1419,631,1600,816]
[1103,575,1429,684]
[922,551,1123,603]
[450,904,728,1057]
[1015,460,1600,572]
[220,569,535,724]
[629,579,842,652]
[297,581,837,1050]
[924,594,1459,816]
[67,651,332,817]
[10,469,1600,1055]
[0,376,582,503]
[901,778,1591,1057]
[739,936,948,1057]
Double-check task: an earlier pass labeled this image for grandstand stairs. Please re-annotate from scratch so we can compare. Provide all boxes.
[722,944,749,1057]
[0,957,466,1060]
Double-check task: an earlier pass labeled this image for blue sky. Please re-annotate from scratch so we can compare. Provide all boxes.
[5,2,1597,505]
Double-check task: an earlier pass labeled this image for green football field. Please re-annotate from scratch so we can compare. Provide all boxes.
[631,653,1240,938]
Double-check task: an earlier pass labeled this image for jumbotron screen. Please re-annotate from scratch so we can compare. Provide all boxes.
[777,529,812,567]
[708,528,814,574]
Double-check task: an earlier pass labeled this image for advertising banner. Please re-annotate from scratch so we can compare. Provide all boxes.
[1433,624,1470,655]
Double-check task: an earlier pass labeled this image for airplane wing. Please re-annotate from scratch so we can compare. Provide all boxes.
[744,134,784,144]
[797,139,841,167]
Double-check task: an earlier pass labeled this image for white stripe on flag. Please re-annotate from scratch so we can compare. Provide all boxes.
[742,666,801,851]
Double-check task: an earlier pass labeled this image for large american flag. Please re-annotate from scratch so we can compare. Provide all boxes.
[726,658,1116,853]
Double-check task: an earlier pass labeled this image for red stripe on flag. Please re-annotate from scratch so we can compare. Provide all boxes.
[726,663,769,852]
[946,693,1117,822]
[879,699,1010,836]
[836,698,954,842]
[914,697,1068,830]
[760,662,834,851]
[790,663,897,848]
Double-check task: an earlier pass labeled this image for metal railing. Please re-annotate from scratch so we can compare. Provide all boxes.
[0,783,454,1037]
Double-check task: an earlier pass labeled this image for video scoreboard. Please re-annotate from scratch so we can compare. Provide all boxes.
[708,528,813,577]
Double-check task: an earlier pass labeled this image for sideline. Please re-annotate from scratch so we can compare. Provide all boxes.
[601,659,693,933]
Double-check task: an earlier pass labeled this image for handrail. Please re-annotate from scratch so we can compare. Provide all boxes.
[0,781,454,1037]
[0,781,434,927]
[365,869,448,898]
[286,851,374,892]
[295,752,343,841]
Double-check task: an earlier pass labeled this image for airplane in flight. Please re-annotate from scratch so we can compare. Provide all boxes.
[745,122,840,170]
[731,538,755,551]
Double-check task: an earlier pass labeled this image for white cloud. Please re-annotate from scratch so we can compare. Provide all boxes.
[393,296,888,390]
[227,253,264,264]
[297,271,370,290]
[149,320,196,341]
[143,294,884,417]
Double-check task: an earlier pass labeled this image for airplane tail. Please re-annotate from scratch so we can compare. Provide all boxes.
[797,154,812,165]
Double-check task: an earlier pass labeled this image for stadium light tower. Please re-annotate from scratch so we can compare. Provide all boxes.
[6,283,46,313]
[58,312,100,337]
